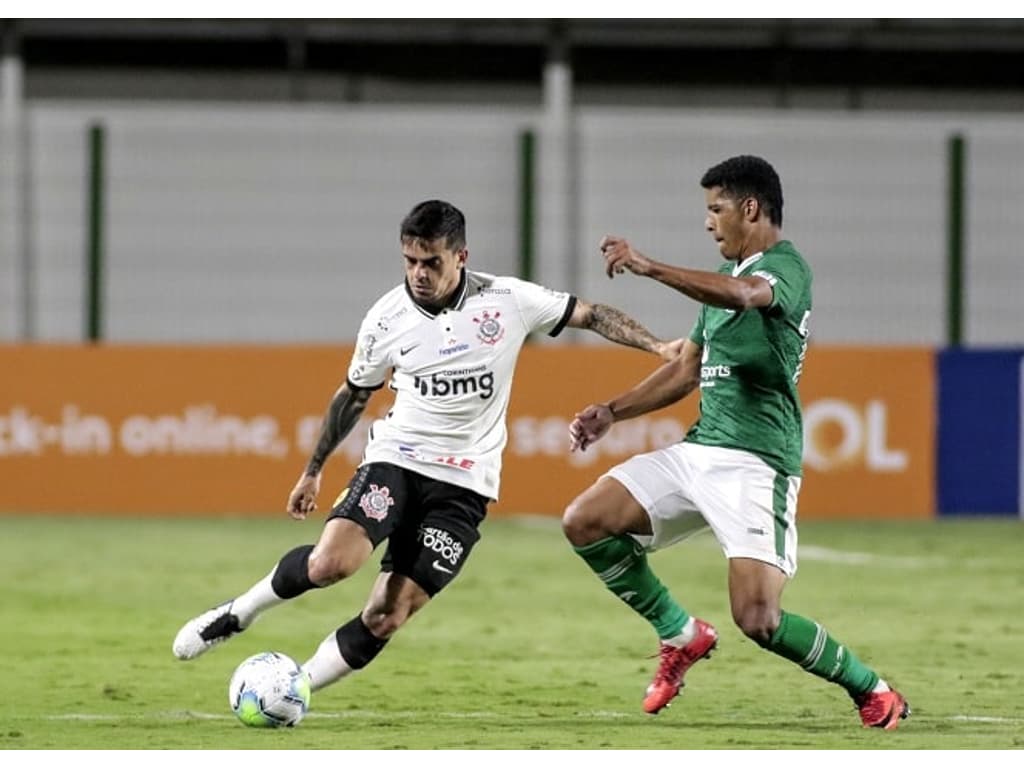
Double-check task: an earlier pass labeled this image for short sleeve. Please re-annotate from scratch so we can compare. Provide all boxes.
[751,253,810,315]
[346,313,390,390]
[508,278,575,337]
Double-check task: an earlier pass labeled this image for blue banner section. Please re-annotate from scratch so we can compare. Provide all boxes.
[937,349,1022,516]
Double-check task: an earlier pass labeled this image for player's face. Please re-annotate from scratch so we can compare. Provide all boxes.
[402,237,467,308]
[704,187,750,261]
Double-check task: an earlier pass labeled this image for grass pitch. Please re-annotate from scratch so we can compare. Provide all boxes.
[1,513,1022,750]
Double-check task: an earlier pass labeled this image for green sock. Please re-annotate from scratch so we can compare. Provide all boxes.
[573,535,688,640]
[766,610,879,697]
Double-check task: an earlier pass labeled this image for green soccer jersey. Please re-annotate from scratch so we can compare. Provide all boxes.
[685,240,812,477]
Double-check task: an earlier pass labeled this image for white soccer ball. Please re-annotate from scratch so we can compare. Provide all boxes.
[228,651,311,728]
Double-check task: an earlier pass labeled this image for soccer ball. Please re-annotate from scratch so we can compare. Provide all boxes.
[228,651,311,728]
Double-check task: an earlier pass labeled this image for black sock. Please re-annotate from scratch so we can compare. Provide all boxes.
[270,545,318,599]
[335,615,388,670]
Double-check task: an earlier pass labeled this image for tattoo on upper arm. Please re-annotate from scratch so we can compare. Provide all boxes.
[586,303,659,353]
[305,387,372,476]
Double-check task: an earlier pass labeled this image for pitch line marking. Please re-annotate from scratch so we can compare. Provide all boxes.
[39,711,1024,724]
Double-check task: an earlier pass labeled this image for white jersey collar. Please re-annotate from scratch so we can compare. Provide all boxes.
[732,251,764,277]
[405,268,470,318]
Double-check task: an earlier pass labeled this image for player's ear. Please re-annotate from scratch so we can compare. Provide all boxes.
[457,248,468,266]
[743,197,759,222]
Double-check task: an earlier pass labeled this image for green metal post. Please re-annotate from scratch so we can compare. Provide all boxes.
[947,134,965,347]
[518,129,536,283]
[86,122,105,342]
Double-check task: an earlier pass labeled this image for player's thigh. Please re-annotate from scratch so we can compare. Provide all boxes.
[380,477,488,597]
[687,444,800,577]
[564,474,652,544]
[603,444,706,551]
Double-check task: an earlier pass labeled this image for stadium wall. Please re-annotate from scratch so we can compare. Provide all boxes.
[0,103,1021,346]
[0,344,940,520]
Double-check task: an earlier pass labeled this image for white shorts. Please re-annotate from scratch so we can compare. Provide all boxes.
[604,442,801,577]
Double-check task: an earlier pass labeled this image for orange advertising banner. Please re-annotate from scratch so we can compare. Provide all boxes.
[0,344,933,519]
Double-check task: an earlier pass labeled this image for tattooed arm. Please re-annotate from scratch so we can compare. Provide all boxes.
[286,382,374,520]
[567,300,683,361]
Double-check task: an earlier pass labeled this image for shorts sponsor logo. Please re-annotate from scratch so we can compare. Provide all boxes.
[359,483,395,521]
[418,526,464,566]
[431,560,454,574]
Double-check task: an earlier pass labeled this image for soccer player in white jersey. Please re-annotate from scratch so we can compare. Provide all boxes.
[562,156,910,730]
[173,199,683,694]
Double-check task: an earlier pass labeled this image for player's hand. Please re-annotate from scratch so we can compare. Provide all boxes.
[600,235,653,278]
[286,473,321,521]
[569,403,615,452]
[656,337,686,361]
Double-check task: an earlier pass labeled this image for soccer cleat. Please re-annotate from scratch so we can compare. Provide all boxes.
[172,600,245,660]
[642,617,719,714]
[856,689,911,730]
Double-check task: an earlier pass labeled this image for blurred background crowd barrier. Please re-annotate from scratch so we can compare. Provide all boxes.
[0,19,1021,519]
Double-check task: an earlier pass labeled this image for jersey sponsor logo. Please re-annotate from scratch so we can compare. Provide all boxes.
[357,334,378,362]
[418,526,464,566]
[399,343,420,356]
[751,269,778,286]
[473,310,505,345]
[434,455,475,470]
[700,364,732,387]
[439,342,470,356]
[413,370,494,400]
[358,483,396,521]
[478,287,511,295]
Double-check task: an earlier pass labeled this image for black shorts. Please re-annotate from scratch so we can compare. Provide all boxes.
[326,462,489,597]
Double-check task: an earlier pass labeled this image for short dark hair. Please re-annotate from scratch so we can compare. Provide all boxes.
[700,155,784,227]
[400,200,466,251]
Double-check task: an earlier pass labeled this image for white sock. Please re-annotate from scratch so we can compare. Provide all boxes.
[662,616,697,648]
[231,568,286,628]
[302,631,355,692]
[872,679,891,694]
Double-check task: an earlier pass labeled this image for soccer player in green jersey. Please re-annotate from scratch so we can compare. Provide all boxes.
[562,155,910,730]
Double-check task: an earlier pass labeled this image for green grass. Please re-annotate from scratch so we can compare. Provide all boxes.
[1,514,1022,750]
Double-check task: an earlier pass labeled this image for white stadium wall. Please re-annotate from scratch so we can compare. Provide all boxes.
[1,101,1022,345]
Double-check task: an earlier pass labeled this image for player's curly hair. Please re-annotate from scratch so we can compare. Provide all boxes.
[401,200,466,251]
[701,156,784,227]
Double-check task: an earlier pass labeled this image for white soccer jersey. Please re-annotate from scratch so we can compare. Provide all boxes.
[346,269,576,500]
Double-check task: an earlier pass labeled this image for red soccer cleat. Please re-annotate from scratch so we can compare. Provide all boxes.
[856,688,911,730]
[642,618,718,714]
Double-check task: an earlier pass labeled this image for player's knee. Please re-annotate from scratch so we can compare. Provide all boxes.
[732,603,780,647]
[307,551,360,586]
[361,607,410,639]
[562,497,605,547]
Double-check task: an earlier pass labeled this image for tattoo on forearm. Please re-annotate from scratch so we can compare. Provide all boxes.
[305,387,372,476]
[586,303,660,352]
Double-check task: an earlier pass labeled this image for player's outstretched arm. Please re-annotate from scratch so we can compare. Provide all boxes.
[600,235,773,310]
[287,382,374,520]
[567,299,683,361]
[569,339,702,453]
